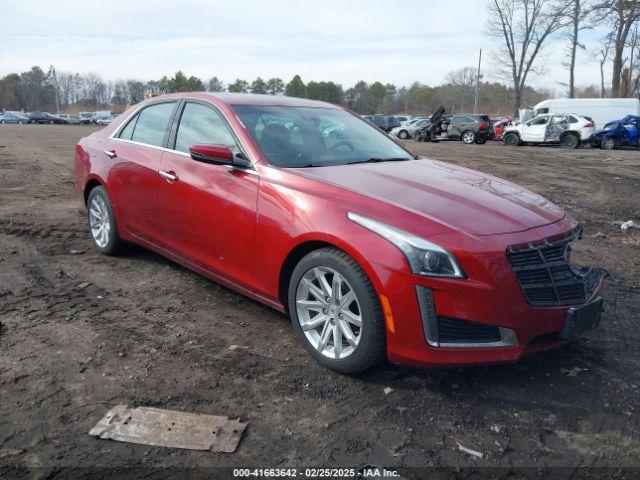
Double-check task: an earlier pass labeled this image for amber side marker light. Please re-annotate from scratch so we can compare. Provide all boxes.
[379,295,395,333]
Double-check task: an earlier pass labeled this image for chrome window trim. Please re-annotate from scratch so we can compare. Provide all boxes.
[108,137,259,176]
[108,96,259,172]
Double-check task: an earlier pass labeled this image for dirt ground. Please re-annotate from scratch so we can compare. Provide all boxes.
[1,125,639,478]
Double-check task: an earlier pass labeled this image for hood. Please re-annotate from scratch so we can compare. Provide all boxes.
[296,159,565,236]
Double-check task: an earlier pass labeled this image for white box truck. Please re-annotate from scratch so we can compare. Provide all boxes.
[532,98,640,129]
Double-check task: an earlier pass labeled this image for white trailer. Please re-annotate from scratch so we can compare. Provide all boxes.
[532,98,640,129]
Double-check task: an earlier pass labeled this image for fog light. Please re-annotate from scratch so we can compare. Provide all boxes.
[498,327,518,346]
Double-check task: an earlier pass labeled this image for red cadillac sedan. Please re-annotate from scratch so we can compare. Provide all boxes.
[75,93,604,373]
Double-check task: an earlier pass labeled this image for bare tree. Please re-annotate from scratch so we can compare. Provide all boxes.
[596,39,613,96]
[594,0,640,97]
[486,0,572,116]
[563,0,595,97]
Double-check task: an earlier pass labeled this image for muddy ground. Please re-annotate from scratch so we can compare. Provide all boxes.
[0,125,639,478]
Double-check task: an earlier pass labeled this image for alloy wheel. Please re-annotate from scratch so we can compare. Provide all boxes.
[601,137,615,150]
[89,195,111,248]
[462,131,475,144]
[295,266,362,359]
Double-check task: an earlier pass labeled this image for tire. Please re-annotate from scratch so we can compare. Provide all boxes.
[49,120,54,124]
[601,137,616,150]
[461,130,476,144]
[398,130,409,139]
[503,132,520,147]
[86,186,125,255]
[475,137,487,145]
[561,133,580,149]
[18,120,23,124]
[0,120,5,124]
[288,248,386,374]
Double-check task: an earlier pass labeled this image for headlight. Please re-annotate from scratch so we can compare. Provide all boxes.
[347,212,465,278]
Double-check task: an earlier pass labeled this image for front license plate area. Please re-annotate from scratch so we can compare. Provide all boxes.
[560,297,603,341]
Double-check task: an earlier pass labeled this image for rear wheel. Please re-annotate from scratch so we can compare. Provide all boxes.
[87,186,125,255]
[503,132,520,147]
[461,130,476,144]
[561,133,580,149]
[49,120,54,124]
[288,248,386,374]
[601,137,616,150]
[0,120,5,124]
[398,130,409,139]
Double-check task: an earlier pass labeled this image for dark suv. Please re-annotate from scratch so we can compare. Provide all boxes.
[416,112,494,144]
[370,115,400,132]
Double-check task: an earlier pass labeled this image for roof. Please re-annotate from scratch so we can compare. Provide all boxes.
[159,92,341,109]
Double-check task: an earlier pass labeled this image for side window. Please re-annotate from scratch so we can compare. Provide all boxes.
[118,113,139,140]
[537,108,549,114]
[528,117,548,126]
[451,115,464,125]
[175,102,237,154]
[567,115,578,123]
[130,102,176,147]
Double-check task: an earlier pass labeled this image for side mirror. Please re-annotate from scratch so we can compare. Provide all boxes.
[189,144,234,165]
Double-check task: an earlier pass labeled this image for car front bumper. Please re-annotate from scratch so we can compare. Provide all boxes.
[370,223,605,369]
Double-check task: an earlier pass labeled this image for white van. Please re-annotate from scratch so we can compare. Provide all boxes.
[533,98,640,129]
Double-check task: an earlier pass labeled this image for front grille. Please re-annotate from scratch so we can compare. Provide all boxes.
[506,229,600,307]
[437,317,501,344]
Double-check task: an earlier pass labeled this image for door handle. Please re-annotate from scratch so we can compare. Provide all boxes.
[104,149,117,159]
[158,170,179,182]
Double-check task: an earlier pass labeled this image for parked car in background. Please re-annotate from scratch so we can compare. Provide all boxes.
[532,98,640,130]
[390,118,429,139]
[0,112,29,124]
[492,118,511,141]
[95,115,117,125]
[78,112,94,124]
[75,92,604,373]
[27,112,68,124]
[59,114,82,124]
[90,111,112,124]
[394,115,413,126]
[369,115,400,132]
[416,112,494,144]
[503,113,595,149]
[591,115,640,150]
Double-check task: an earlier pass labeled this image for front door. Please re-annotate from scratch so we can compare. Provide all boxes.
[521,116,549,142]
[159,101,259,287]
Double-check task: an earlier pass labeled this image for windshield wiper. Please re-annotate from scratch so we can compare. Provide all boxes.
[347,157,412,165]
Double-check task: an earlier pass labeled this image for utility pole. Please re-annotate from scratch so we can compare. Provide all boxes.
[474,49,482,114]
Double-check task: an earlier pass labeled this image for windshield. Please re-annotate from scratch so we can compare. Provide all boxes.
[233,105,414,168]
[603,122,619,130]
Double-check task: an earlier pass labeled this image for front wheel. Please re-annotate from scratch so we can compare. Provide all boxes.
[0,120,5,124]
[461,130,476,144]
[288,248,386,374]
[475,137,487,145]
[601,137,616,150]
[398,130,409,139]
[87,186,125,255]
[503,132,520,146]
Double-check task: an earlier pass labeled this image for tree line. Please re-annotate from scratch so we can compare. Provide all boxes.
[0,66,552,116]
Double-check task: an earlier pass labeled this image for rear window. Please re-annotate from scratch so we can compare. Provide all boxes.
[128,102,176,147]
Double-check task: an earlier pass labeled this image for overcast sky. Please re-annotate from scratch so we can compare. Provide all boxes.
[1,0,607,93]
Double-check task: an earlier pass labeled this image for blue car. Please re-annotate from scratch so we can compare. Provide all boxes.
[0,112,28,124]
[592,115,640,150]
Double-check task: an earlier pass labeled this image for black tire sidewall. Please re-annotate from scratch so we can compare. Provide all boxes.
[562,134,579,149]
[87,186,122,255]
[504,133,519,146]
[288,249,385,374]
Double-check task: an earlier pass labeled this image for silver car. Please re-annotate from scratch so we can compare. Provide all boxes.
[390,118,429,139]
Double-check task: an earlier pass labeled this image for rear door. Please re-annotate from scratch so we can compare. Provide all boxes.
[106,100,178,244]
[159,100,259,287]
[447,115,473,139]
